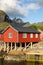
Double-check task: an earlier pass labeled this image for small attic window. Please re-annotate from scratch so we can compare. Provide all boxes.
[8,32,12,38]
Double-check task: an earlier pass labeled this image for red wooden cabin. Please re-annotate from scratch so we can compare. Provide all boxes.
[0,25,40,52]
[0,25,40,43]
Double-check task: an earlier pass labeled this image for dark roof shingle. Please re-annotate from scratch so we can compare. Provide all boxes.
[0,22,40,33]
[11,22,40,33]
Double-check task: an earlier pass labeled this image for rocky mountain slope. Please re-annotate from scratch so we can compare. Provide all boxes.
[0,10,43,31]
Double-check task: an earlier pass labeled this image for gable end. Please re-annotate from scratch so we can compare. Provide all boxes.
[2,25,18,33]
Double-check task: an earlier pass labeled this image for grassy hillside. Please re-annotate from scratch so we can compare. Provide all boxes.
[37,26,43,31]
[0,10,43,31]
[0,22,10,30]
[0,21,43,31]
[34,22,43,26]
[29,24,43,31]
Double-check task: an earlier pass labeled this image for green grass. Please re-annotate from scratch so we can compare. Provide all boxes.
[29,25,43,31]
[0,22,10,30]
[0,21,43,31]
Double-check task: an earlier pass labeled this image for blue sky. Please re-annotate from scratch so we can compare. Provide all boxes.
[0,0,43,23]
[23,8,43,23]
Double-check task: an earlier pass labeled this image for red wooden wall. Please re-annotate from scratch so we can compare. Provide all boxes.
[19,33,40,43]
[0,26,40,43]
[3,27,19,42]
[0,34,3,41]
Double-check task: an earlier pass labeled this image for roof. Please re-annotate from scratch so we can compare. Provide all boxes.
[0,29,4,34]
[13,26,40,33]
[11,22,40,33]
[0,22,40,34]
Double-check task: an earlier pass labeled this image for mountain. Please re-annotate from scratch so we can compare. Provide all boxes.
[0,10,43,31]
[13,18,30,27]
[0,10,6,22]
[13,18,26,27]
[0,10,12,30]
[0,22,10,30]
[34,22,43,26]
[23,22,30,27]
[13,18,23,23]
[29,22,43,31]
[0,10,12,22]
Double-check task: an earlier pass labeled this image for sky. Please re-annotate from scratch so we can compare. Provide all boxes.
[0,0,43,23]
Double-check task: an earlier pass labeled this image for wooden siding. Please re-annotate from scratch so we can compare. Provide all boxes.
[3,27,19,42]
[0,34,3,41]
[19,33,40,43]
[0,26,40,43]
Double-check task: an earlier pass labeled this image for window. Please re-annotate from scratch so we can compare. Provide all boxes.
[35,34,38,38]
[30,33,33,38]
[8,32,12,38]
[22,33,27,38]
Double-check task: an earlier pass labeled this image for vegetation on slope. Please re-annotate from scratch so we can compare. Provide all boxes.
[0,22,10,30]
[29,25,38,30]
[0,10,12,22]
[0,10,43,31]
[37,26,43,31]
[29,25,43,31]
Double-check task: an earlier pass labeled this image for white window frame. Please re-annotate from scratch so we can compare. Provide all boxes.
[8,32,13,38]
[35,34,38,38]
[30,33,33,38]
[22,33,27,38]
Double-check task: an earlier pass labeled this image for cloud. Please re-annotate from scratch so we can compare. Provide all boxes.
[0,0,28,17]
[36,0,43,3]
[27,3,40,10]
[0,0,41,18]
[36,0,43,7]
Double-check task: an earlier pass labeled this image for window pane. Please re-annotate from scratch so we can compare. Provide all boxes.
[30,33,33,38]
[8,32,12,38]
[35,34,38,38]
[22,33,27,38]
